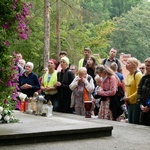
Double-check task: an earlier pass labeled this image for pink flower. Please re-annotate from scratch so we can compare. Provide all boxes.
[29,3,33,8]
[4,41,10,46]
[7,81,12,87]
[12,4,16,10]
[19,21,26,30]
[19,33,27,40]
[4,100,8,104]
[23,6,29,15]
[3,24,9,29]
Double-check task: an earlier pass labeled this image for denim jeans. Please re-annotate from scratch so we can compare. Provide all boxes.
[44,93,58,111]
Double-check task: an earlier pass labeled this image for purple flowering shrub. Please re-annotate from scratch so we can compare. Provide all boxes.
[0,54,20,123]
[0,0,32,123]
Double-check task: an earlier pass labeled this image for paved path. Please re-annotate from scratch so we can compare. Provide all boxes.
[0,111,150,150]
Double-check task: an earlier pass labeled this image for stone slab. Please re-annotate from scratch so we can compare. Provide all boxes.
[0,111,113,146]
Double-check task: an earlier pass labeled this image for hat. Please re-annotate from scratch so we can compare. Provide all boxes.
[61,56,69,66]
[49,59,57,67]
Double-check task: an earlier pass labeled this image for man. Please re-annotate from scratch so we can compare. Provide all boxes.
[69,65,78,76]
[139,63,146,75]
[78,48,91,69]
[101,48,122,73]
[15,52,25,75]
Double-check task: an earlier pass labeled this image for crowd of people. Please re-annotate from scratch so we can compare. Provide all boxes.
[15,47,150,126]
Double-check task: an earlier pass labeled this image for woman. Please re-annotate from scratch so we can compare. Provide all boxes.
[95,65,122,120]
[40,59,58,111]
[69,67,94,116]
[19,62,40,97]
[55,56,75,113]
[124,57,142,124]
[137,57,150,126]
[85,56,97,86]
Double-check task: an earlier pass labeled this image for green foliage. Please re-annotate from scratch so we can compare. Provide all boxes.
[110,0,142,18]
[0,0,31,115]
[1,0,144,76]
[110,0,150,62]
[81,0,112,24]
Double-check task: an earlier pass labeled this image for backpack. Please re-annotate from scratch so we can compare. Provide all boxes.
[116,85,125,104]
[103,58,119,66]
[87,75,91,82]
[133,70,139,80]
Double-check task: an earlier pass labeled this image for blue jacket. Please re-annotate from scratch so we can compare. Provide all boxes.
[19,72,40,97]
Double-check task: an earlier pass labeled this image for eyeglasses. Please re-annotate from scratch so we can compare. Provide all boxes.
[139,67,145,69]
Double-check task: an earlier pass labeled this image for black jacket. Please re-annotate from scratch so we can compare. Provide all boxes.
[57,68,75,113]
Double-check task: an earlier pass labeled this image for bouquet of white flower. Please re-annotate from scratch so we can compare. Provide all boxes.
[0,106,19,123]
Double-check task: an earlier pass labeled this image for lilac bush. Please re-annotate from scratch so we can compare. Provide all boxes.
[0,0,32,123]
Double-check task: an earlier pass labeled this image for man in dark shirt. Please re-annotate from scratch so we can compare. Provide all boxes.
[101,48,122,73]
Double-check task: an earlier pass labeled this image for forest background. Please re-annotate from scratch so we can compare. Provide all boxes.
[1,0,150,77]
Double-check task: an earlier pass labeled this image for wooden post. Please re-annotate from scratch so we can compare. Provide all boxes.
[44,0,50,68]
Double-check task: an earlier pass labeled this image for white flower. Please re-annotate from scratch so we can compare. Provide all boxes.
[4,109,8,114]
[0,106,3,114]
[10,115,14,120]
[0,115,2,120]
[4,115,10,122]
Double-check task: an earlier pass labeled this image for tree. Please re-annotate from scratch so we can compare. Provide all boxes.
[110,1,150,62]
[44,0,50,68]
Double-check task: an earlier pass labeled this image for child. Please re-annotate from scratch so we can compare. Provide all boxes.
[92,75,102,116]
[69,67,95,116]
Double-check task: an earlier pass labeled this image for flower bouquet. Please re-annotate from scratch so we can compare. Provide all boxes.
[0,105,19,124]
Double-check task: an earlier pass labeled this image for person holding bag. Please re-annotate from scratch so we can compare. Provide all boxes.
[95,65,122,120]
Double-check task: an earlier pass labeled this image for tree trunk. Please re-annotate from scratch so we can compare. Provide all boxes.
[44,0,50,68]
[56,0,61,60]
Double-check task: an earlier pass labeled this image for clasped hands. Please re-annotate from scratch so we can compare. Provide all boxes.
[21,83,32,89]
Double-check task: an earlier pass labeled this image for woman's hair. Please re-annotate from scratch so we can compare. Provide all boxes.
[127,57,139,68]
[78,67,87,74]
[26,62,34,69]
[95,65,114,76]
[85,56,96,70]
[95,65,121,85]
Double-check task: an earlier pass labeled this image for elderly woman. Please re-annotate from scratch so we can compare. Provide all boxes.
[69,67,94,116]
[95,65,122,120]
[19,62,40,97]
[137,57,150,126]
[124,57,142,124]
[55,56,75,113]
